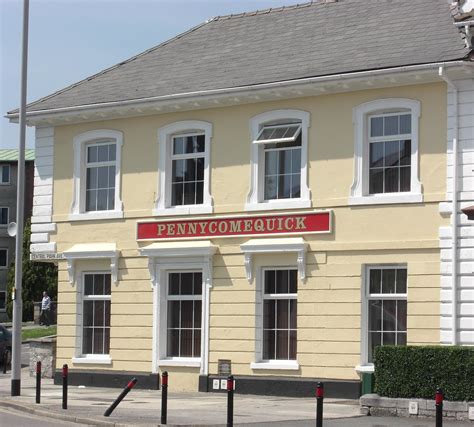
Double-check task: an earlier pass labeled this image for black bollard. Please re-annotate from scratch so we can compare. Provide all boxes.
[62,364,68,409]
[36,361,42,404]
[161,371,168,425]
[227,375,234,427]
[316,382,324,427]
[104,378,137,417]
[436,388,443,427]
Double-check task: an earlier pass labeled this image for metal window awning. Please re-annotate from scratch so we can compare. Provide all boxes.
[253,123,301,144]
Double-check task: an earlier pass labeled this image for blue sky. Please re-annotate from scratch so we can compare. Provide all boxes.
[0,0,301,149]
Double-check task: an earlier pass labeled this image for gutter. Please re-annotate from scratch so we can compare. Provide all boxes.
[5,60,473,122]
[439,66,459,346]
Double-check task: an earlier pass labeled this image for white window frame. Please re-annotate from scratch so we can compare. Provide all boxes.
[251,266,300,371]
[0,164,10,185]
[72,270,112,365]
[0,290,6,312]
[0,248,8,269]
[155,121,213,216]
[0,207,8,227]
[359,264,408,372]
[70,129,124,221]
[247,110,311,211]
[350,99,422,205]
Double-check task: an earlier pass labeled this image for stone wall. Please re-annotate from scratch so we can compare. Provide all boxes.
[29,336,56,378]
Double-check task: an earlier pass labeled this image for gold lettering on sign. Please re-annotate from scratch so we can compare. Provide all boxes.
[167,224,176,235]
[296,217,307,230]
[157,224,166,235]
[254,219,264,232]
[277,218,284,230]
[209,221,217,233]
[218,221,228,233]
[229,221,242,233]
[244,220,253,232]
[188,223,197,235]
[265,218,276,231]
[284,217,294,230]
[177,223,186,235]
[198,222,207,234]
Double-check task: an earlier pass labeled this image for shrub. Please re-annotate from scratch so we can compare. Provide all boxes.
[374,345,474,401]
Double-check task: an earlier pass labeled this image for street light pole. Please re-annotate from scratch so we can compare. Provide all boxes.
[11,0,30,397]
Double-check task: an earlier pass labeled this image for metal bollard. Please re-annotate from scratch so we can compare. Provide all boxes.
[227,375,234,427]
[316,382,324,427]
[104,378,137,417]
[2,349,8,374]
[161,371,168,425]
[62,364,68,409]
[436,388,443,427]
[36,361,42,404]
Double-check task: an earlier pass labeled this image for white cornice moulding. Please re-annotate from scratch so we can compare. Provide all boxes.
[63,243,119,286]
[240,237,308,284]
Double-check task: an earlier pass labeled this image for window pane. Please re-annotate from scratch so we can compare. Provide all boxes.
[108,166,116,188]
[265,151,278,176]
[0,250,6,267]
[263,300,275,329]
[172,183,183,206]
[400,140,411,166]
[185,159,197,181]
[264,176,277,200]
[276,299,289,329]
[280,150,292,175]
[87,145,98,163]
[1,165,10,182]
[184,135,204,153]
[83,301,94,326]
[264,270,275,294]
[276,270,289,293]
[291,149,301,173]
[382,269,396,294]
[383,300,397,331]
[193,273,202,295]
[108,144,116,161]
[399,114,411,134]
[370,142,384,168]
[196,157,204,181]
[97,145,109,162]
[180,300,193,328]
[289,299,297,329]
[86,168,97,190]
[289,330,297,360]
[108,189,115,210]
[396,269,407,294]
[172,159,185,183]
[93,328,105,354]
[195,181,204,204]
[370,117,383,137]
[382,332,396,346]
[167,329,179,357]
[278,174,292,199]
[183,182,196,205]
[82,328,93,354]
[291,173,301,198]
[104,301,111,327]
[384,167,399,193]
[369,169,383,194]
[104,328,110,353]
[169,273,180,295]
[167,301,180,328]
[369,300,382,331]
[263,330,275,360]
[86,190,96,211]
[173,137,184,155]
[369,332,381,362]
[194,300,202,328]
[289,270,297,293]
[84,275,94,295]
[180,329,193,357]
[96,189,109,211]
[397,300,407,331]
[276,331,289,359]
[181,273,194,295]
[94,301,105,326]
[397,332,407,346]
[193,330,201,357]
[259,127,275,141]
[272,127,288,139]
[400,167,411,192]
[95,274,105,295]
[384,115,399,136]
[369,269,381,294]
[385,140,400,167]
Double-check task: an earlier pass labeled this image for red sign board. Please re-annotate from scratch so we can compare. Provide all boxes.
[137,211,331,241]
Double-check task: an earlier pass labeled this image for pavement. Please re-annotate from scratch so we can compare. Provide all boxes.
[0,370,473,427]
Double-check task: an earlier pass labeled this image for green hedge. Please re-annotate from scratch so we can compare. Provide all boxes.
[374,346,474,401]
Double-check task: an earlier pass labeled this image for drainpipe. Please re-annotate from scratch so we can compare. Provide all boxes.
[439,66,459,346]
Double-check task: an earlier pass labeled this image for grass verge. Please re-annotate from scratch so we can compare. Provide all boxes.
[22,326,57,341]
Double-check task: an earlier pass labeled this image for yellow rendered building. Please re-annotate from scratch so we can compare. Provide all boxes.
[7,0,474,397]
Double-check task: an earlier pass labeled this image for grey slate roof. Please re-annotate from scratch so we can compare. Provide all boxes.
[19,0,470,114]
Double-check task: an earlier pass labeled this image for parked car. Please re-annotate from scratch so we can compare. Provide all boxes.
[0,324,12,362]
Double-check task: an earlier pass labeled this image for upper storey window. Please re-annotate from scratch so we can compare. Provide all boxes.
[71,130,124,221]
[350,99,421,205]
[0,165,10,185]
[155,121,213,216]
[247,110,311,211]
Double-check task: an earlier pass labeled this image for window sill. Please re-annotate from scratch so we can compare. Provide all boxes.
[355,364,374,374]
[158,358,201,368]
[69,210,124,221]
[153,205,213,216]
[72,356,112,365]
[245,198,311,212]
[251,361,300,370]
[349,193,423,206]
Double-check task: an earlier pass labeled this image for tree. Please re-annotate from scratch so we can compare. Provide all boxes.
[6,220,58,321]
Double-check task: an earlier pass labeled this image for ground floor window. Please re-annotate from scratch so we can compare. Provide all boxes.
[166,271,202,358]
[0,249,7,268]
[82,273,111,355]
[262,269,297,360]
[0,291,6,311]
[366,266,407,362]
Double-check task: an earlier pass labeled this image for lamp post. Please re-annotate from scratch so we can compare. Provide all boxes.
[11,0,29,397]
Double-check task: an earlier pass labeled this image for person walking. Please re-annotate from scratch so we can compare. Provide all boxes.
[40,291,51,327]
